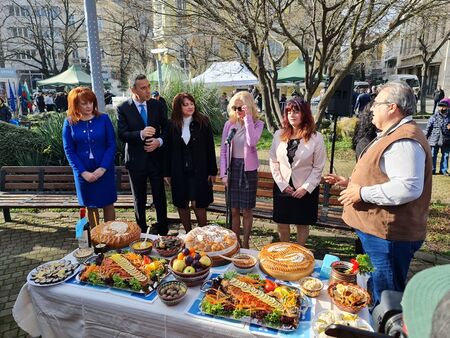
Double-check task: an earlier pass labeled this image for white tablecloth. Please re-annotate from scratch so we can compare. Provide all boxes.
[13,237,372,338]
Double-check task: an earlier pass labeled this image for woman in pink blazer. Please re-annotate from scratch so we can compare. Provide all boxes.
[269,98,326,245]
[220,91,264,248]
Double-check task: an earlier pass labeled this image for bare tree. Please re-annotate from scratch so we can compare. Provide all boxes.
[102,0,155,90]
[0,8,14,68]
[411,11,450,113]
[5,0,84,77]
[273,0,450,127]
[162,0,290,132]
[154,0,450,130]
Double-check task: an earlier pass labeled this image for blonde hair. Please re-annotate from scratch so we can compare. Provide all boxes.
[227,91,259,123]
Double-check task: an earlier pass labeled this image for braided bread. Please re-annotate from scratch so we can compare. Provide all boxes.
[91,221,141,249]
[258,242,315,281]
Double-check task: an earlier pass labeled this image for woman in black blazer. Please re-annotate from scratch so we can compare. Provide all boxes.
[164,92,217,233]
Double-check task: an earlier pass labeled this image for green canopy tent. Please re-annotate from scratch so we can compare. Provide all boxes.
[277,58,306,83]
[148,64,188,83]
[37,65,92,86]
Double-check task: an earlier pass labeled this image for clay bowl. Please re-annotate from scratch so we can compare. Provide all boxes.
[154,236,184,257]
[327,281,371,314]
[129,239,153,255]
[169,256,212,287]
[299,277,323,298]
[231,253,257,274]
[157,280,188,306]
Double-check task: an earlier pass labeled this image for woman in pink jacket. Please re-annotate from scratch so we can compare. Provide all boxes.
[220,91,264,248]
[269,98,326,245]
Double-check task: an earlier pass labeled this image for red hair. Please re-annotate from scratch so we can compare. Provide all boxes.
[280,98,316,142]
[67,87,100,124]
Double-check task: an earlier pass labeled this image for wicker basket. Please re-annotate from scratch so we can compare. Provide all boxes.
[327,281,371,314]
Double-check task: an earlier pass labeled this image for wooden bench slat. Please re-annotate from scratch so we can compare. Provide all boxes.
[1,166,351,234]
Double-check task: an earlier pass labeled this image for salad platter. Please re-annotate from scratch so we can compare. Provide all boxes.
[77,250,169,294]
[312,310,373,337]
[27,259,80,287]
[199,271,308,332]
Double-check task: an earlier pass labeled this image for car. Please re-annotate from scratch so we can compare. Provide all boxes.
[387,74,421,98]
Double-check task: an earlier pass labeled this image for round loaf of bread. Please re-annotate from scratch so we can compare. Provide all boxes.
[91,221,141,249]
[258,242,315,281]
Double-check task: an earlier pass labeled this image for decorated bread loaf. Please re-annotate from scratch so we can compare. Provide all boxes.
[258,242,315,281]
[91,221,141,249]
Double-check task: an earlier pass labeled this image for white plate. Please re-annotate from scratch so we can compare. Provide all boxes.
[27,259,80,287]
[312,309,373,338]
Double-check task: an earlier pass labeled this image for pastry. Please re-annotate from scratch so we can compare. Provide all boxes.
[258,242,315,281]
[91,221,141,249]
[184,225,237,256]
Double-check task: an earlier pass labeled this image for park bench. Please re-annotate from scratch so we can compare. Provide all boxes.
[0,166,135,222]
[0,166,351,235]
[210,171,351,232]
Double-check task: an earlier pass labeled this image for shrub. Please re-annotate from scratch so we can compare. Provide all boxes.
[0,121,46,166]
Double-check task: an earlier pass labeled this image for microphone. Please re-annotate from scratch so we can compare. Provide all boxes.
[225,128,237,145]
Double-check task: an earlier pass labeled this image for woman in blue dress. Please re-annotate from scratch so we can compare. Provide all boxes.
[62,87,117,226]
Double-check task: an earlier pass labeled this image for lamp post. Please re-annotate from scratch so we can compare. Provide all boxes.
[151,48,168,91]
[84,0,105,112]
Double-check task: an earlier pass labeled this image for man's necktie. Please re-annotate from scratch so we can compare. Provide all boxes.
[139,104,147,126]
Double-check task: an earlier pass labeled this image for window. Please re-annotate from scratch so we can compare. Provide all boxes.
[8,5,28,16]
[9,27,30,38]
[73,49,79,59]
[97,16,103,32]
[176,0,186,13]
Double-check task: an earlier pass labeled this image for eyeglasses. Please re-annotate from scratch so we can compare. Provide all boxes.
[231,106,243,112]
[372,101,392,107]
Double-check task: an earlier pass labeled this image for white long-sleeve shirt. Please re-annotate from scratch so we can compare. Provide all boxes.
[360,116,426,206]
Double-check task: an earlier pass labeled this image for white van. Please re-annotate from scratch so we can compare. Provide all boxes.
[387,74,421,98]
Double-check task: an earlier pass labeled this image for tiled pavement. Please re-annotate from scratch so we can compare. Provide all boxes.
[1,209,449,338]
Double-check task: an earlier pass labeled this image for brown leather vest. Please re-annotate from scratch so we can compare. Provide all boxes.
[342,121,432,241]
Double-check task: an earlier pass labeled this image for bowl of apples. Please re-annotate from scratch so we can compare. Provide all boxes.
[169,248,212,286]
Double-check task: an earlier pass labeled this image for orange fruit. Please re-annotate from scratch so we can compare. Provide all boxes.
[177,252,185,260]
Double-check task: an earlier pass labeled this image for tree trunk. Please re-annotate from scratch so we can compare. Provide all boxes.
[420,63,429,114]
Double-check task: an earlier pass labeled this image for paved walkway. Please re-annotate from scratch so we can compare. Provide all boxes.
[1,209,449,338]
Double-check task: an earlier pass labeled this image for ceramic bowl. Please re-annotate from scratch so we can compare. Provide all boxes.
[154,236,184,257]
[299,277,323,298]
[327,281,371,314]
[169,256,212,286]
[157,280,188,306]
[73,247,94,263]
[129,239,153,255]
[231,253,257,274]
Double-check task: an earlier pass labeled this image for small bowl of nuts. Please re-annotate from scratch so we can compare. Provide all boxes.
[157,280,188,306]
[299,277,324,298]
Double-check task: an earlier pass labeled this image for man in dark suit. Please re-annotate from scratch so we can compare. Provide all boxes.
[117,74,168,235]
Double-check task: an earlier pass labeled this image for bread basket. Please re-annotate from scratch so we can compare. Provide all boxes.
[327,281,371,314]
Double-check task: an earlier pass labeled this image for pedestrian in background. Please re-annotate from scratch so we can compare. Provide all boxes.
[0,98,12,122]
[433,85,445,113]
[426,100,450,175]
[62,87,117,227]
[220,91,264,248]
[164,92,217,233]
[269,98,326,245]
[352,102,377,160]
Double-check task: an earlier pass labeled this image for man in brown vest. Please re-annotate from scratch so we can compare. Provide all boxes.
[325,81,432,307]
